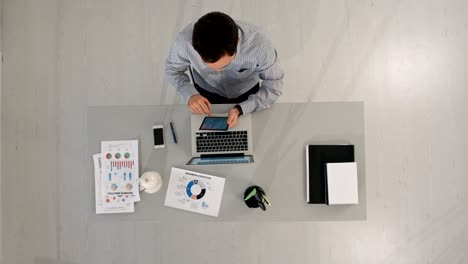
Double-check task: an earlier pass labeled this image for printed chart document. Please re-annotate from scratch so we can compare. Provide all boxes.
[100,140,140,207]
[164,168,226,217]
[93,154,134,214]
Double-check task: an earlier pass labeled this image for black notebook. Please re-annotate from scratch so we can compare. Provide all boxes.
[306,145,355,204]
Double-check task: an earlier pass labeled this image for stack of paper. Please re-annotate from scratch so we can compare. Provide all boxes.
[325,162,359,205]
[93,140,140,214]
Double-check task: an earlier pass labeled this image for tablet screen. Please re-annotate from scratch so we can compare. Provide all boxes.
[199,117,229,131]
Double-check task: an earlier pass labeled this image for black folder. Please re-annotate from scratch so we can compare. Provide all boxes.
[306,145,355,204]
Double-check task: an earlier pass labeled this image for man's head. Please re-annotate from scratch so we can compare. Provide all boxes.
[193,12,239,71]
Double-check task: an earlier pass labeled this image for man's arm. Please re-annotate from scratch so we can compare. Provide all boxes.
[165,34,199,103]
[238,42,284,115]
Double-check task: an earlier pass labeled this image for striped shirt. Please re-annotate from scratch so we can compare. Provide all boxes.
[165,20,284,114]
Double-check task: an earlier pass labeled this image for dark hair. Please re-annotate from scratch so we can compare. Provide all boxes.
[192,12,239,63]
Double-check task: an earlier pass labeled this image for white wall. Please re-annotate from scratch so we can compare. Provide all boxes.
[0,0,3,262]
[2,1,59,263]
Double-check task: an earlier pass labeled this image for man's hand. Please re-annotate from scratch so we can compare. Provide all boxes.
[188,94,211,115]
[227,107,241,128]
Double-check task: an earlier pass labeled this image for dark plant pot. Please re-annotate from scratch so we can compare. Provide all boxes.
[244,185,267,211]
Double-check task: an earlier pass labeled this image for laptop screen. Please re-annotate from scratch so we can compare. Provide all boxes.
[187,155,254,165]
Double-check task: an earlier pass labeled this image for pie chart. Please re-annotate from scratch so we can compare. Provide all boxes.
[186,180,206,200]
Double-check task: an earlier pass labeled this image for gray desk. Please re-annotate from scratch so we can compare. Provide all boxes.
[87,102,366,222]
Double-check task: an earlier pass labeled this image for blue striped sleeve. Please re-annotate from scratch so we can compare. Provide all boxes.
[239,37,284,114]
[165,33,199,103]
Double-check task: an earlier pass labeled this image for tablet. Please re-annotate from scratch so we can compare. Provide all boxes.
[199,116,229,131]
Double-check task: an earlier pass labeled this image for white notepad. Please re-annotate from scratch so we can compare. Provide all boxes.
[326,162,359,205]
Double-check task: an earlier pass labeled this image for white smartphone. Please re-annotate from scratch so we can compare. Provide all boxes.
[152,125,165,148]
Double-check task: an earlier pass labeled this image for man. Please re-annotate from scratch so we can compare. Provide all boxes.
[165,12,284,128]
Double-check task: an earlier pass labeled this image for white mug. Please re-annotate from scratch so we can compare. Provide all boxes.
[139,171,162,194]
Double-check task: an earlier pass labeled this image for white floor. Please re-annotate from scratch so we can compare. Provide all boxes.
[2,1,468,263]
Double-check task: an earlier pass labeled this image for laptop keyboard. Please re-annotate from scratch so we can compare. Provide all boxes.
[196,131,248,153]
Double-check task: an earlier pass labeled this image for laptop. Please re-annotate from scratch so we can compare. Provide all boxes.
[187,104,254,165]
